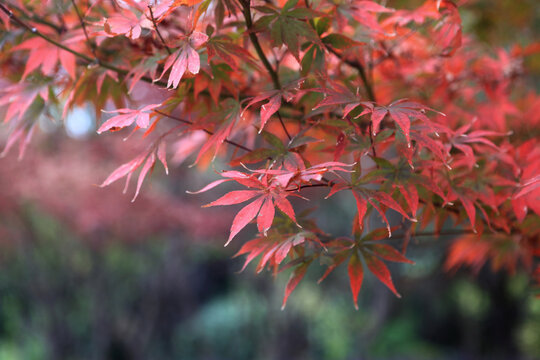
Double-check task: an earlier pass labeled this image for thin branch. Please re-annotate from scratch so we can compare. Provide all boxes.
[0,2,168,87]
[147,5,172,55]
[240,0,292,140]
[295,182,332,190]
[154,110,253,153]
[406,229,476,238]
[325,45,377,102]
[1,3,93,62]
[240,0,281,89]
[276,111,291,140]
[70,0,99,60]
[6,2,65,34]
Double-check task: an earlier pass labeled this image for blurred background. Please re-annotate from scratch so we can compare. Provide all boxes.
[0,0,539,359]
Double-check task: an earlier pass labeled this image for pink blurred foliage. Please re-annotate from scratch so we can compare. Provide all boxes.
[0,132,229,243]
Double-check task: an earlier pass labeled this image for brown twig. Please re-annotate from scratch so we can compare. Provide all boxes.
[0,2,168,87]
[147,5,172,55]
[154,110,253,153]
[276,111,292,141]
[325,45,377,102]
[240,0,292,140]
[70,0,99,60]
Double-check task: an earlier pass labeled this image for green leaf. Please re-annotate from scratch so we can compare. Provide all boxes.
[300,46,315,76]
[261,130,286,151]
[370,156,394,169]
[253,14,277,31]
[282,0,299,13]
[253,5,278,14]
[314,17,331,36]
[322,33,364,50]
[270,18,284,48]
[288,136,323,149]
[287,8,318,19]
[230,148,275,166]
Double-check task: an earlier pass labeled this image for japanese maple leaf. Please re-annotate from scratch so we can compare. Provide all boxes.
[12,30,86,80]
[189,171,300,245]
[234,231,315,274]
[511,139,540,221]
[0,83,45,157]
[97,103,162,133]
[104,9,152,40]
[126,54,161,93]
[247,161,353,189]
[242,91,282,132]
[348,1,394,35]
[448,119,509,169]
[206,36,260,71]
[282,260,311,309]
[383,0,440,27]
[156,31,208,89]
[0,83,49,125]
[321,230,413,308]
[445,234,534,275]
[358,99,442,147]
[192,98,242,164]
[253,0,321,62]
[312,82,368,118]
[434,0,462,56]
[100,141,168,201]
[242,80,307,132]
[0,122,37,160]
[327,182,416,237]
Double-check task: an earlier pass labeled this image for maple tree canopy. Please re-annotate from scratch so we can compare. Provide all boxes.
[0,0,538,308]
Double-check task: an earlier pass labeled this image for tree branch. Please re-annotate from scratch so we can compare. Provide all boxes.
[240,1,281,90]
[276,111,292,140]
[325,45,377,102]
[147,5,172,55]
[6,2,65,34]
[154,110,253,153]
[70,0,99,60]
[0,2,168,87]
[393,229,476,240]
[240,0,292,140]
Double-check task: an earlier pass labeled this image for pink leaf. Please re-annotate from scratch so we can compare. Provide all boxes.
[274,196,297,224]
[458,194,477,231]
[132,153,156,202]
[367,244,414,264]
[97,104,161,133]
[226,196,265,246]
[259,94,281,132]
[282,261,310,310]
[157,141,169,174]
[203,190,260,207]
[364,251,401,298]
[352,191,368,230]
[348,252,364,310]
[100,155,145,187]
[257,196,275,235]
